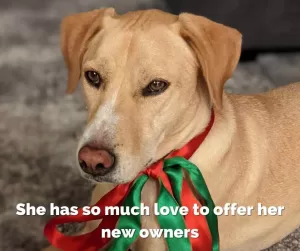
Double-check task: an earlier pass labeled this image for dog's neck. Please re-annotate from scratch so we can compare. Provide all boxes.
[152,93,239,203]
[154,95,213,162]
[155,92,236,197]
[189,94,239,203]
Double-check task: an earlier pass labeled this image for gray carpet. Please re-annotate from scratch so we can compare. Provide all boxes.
[0,0,300,250]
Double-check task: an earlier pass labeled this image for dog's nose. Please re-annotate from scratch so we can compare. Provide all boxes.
[78,145,115,176]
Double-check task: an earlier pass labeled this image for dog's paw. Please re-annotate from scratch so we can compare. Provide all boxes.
[57,222,86,235]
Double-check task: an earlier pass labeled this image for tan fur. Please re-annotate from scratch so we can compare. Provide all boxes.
[44,8,300,251]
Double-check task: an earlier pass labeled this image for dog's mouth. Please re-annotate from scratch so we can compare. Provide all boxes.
[79,156,159,184]
[143,158,154,168]
[81,170,116,183]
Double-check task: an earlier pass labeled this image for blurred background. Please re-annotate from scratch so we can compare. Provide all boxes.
[0,0,299,250]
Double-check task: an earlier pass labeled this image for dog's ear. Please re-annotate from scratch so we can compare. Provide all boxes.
[178,13,242,110]
[60,8,116,93]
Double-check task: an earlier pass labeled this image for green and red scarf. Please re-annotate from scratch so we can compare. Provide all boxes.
[44,111,219,251]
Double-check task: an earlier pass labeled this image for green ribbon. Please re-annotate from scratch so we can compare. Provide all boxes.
[108,174,148,251]
[165,157,219,251]
[108,157,219,251]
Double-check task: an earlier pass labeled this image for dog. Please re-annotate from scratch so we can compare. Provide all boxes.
[44,8,300,251]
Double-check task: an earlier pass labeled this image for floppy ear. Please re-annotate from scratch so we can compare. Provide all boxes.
[60,8,116,93]
[178,13,242,110]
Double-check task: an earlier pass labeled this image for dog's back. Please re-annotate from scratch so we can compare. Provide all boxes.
[218,82,300,250]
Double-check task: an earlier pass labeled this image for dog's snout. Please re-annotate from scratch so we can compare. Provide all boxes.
[78,145,115,176]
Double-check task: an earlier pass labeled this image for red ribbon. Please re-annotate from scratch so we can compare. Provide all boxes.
[44,111,215,251]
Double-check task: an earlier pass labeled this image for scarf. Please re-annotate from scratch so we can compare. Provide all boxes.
[44,110,219,251]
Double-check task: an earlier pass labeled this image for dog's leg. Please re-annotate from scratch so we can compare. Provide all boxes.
[42,180,168,251]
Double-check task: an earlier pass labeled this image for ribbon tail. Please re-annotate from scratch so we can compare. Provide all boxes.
[157,179,192,251]
[173,157,220,251]
[164,164,183,204]
[164,163,213,251]
[108,175,149,251]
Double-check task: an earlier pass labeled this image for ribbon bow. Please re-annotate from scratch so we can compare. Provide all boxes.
[44,111,219,251]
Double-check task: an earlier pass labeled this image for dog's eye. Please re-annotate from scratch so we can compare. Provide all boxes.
[142,79,169,96]
[84,71,102,88]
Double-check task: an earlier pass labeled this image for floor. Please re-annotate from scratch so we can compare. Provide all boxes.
[0,0,300,250]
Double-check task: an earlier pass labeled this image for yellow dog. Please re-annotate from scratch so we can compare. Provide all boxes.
[44,8,300,251]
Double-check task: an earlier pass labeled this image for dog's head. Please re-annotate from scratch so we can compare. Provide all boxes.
[60,8,241,183]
